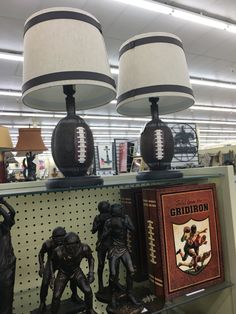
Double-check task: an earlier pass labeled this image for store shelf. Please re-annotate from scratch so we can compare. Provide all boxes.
[0,172,224,197]
[147,281,232,313]
[1,166,235,314]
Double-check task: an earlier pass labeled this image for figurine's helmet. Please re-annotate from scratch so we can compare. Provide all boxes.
[64,232,81,255]
[98,201,110,214]
[111,204,123,217]
[52,226,66,245]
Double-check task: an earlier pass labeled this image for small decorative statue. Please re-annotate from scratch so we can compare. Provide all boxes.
[101,203,143,313]
[91,201,111,300]
[23,152,36,181]
[38,227,81,313]
[50,232,97,314]
[0,198,16,314]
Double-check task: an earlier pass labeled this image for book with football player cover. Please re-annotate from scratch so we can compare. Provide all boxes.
[142,183,224,300]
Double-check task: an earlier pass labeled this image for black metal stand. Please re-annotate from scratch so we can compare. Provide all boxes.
[46,175,103,189]
[137,170,182,181]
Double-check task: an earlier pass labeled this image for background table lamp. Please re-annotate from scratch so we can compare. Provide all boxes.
[0,126,14,183]
[117,32,195,180]
[15,128,47,181]
[22,7,116,188]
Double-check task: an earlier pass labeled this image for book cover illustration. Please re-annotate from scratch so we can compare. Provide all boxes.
[174,218,211,274]
[143,183,224,300]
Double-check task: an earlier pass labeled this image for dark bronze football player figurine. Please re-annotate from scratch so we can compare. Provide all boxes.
[0,198,16,314]
[101,204,142,313]
[91,201,111,296]
[23,152,37,181]
[50,232,97,314]
[38,227,81,313]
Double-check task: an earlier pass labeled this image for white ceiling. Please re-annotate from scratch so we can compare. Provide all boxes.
[1,0,236,150]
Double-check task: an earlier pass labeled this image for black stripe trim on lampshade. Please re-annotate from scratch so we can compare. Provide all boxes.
[24,11,102,35]
[22,71,116,94]
[119,36,183,58]
[117,85,194,104]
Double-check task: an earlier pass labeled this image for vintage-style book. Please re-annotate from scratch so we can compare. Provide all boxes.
[142,183,224,300]
[120,187,148,282]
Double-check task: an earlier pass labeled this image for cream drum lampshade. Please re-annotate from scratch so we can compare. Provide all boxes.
[117,32,194,116]
[22,7,116,111]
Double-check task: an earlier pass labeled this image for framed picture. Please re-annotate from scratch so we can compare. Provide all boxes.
[97,144,113,170]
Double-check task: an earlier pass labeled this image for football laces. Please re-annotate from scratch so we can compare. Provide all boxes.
[76,126,87,163]
[154,129,164,160]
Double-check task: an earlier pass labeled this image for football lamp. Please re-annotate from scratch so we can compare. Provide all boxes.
[22,7,116,188]
[15,128,47,181]
[117,32,195,180]
[0,126,14,183]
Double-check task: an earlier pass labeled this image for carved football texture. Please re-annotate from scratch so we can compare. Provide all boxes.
[140,118,174,171]
[52,114,94,177]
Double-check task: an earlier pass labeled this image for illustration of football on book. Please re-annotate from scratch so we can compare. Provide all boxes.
[174,219,211,275]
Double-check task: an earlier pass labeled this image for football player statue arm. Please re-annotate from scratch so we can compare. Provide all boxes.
[99,218,111,247]
[38,242,47,278]
[84,245,95,284]
[49,250,57,290]
[91,215,100,250]
[91,215,99,234]
[124,214,135,232]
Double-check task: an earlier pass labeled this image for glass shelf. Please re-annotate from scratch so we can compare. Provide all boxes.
[0,173,224,197]
[137,281,232,313]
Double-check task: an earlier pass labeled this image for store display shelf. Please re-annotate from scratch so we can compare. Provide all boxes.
[138,281,233,313]
[0,172,224,197]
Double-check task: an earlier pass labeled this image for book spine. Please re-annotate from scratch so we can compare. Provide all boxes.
[120,188,148,282]
[143,189,165,299]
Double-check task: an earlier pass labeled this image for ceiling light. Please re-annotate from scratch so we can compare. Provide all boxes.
[91,126,141,131]
[163,118,236,125]
[171,9,226,30]
[112,0,172,14]
[21,113,54,117]
[0,51,23,62]
[112,0,236,33]
[199,135,236,138]
[110,67,119,75]
[93,134,138,137]
[83,114,148,121]
[0,112,20,116]
[190,78,236,89]
[0,90,22,97]
[110,99,117,104]
[191,105,236,112]
[199,129,236,133]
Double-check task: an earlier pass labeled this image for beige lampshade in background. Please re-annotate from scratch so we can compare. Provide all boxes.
[0,126,14,183]
[22,7,116,111]
[117,32,195,116]
[15,128,48,155]
[0,126,13,152]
